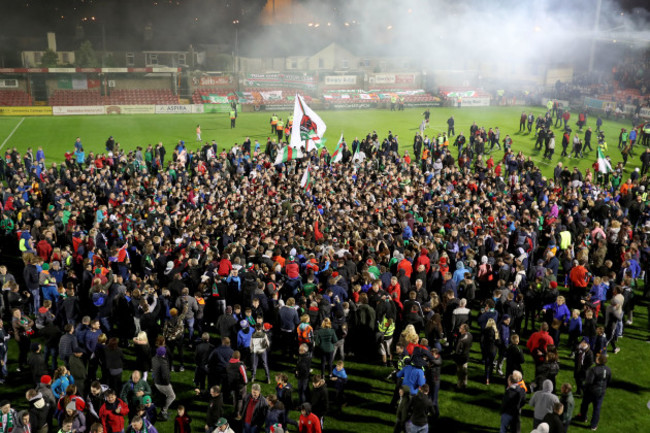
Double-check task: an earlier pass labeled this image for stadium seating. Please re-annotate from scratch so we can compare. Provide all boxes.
[48,89,178,106]
[49,90,103,106]
[0,89,32,106]
[105,89,178,105]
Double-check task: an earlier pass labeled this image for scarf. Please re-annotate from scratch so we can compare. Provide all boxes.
[0,411,14,433]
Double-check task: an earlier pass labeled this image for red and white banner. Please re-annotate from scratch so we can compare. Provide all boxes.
[198,76,233,86]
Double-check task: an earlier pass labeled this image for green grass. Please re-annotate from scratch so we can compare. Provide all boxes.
[0,107,648,432]
[2,293,649,433]
[0,107,642,179]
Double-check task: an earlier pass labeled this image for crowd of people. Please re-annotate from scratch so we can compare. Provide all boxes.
[0,109,648,433]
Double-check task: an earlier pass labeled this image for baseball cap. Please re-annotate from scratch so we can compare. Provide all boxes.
[216,418,228,427]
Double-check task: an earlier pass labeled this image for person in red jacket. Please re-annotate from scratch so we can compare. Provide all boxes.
[217,254,233,277]
[99,389,129,433]
[36,236,53,262]
[285,257,300,279]
[414,249,431,274]
[397,256,413,279]
[298,402,321,433]
[526,322,555,365]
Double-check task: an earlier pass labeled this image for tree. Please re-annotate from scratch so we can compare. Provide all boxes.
[75,41,99,67]
[40,49,59,67]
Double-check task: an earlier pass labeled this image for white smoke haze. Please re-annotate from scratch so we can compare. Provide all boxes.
[248,0,650,80]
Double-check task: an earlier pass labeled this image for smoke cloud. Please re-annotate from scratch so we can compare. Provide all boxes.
[246,0,650,78]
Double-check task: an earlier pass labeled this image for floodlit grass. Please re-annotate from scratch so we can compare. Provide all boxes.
[0,107,648,432]
[1,295,648,433]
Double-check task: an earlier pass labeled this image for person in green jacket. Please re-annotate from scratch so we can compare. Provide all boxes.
[314,318,338,378]
[120,370,152,414]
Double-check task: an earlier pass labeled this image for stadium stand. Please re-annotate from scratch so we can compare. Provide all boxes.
[48,89,178,106]
[0,89,32,106]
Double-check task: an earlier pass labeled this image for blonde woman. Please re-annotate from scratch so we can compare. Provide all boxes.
[314,318,338,378]
[481,318,499,385]
[133,332,151,380]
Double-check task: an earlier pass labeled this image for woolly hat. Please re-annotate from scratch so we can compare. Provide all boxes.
[142,395,152,404]
[42,263,50,271]
[550,281,558,289]
[240,320,249,328]
[40,375,52,384]
[66,401,77,412]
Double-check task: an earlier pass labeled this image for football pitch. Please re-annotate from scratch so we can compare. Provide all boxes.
[0,106,649,433]
[0,106,642,177]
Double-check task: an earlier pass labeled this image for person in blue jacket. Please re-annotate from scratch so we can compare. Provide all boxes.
[396,358,425,396]
[542,295,571,345]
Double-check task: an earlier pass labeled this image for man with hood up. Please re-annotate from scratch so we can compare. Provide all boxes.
[452,261,470,285]
[529,379,559,428]
[26,390,50,433]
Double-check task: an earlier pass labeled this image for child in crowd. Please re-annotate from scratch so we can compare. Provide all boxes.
[567,309,582,356]
[593,326,607,356]
[582,309,596,349]
[174,405,192,433]
[331,360,348,407]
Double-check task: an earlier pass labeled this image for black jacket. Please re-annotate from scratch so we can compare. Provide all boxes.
[585,364,611,397]
[500,385,525,416]
[205,393,223,427]
[395,393,411,424]
[152,355,171,385]
[240,394,268,427]
[28,398,50,431]
[310,383,329,418]
[408,391,434,427]
[194,341,214,371]
[542,412,565,433]
[296,353,312,380]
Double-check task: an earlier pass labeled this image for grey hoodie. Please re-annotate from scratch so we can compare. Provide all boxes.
[529,379,560,420]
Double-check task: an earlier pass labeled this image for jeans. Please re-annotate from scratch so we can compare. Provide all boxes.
[155,383,176,413]
[500,413,519,433]
[30,288,40,314]
[298,378,310,404]
[456,362,468,387]
[251,350,270,381]
[406,421,428,433]
[185,317,195,341]
[580,393,605,428]
[44,346,58,371]
[242,425,259,433]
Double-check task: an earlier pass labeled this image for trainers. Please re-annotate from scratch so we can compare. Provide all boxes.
[591,427,598,431]
[625,320,633,325]
[614,348,621,354]
[179,366,185,372]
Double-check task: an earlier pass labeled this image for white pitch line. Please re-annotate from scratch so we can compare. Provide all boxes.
[0,117,25,150]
